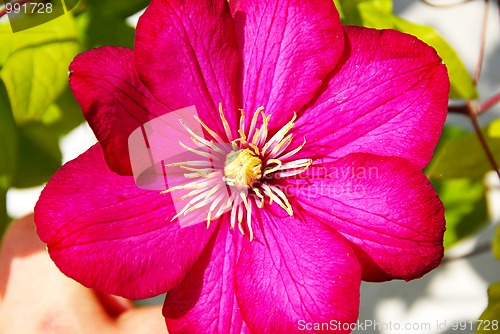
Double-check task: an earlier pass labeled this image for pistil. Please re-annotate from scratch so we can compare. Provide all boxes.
[223,149,262,189]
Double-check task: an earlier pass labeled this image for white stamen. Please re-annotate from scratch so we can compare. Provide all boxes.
[219,103,233,141]
[193,115,225,143]
[248,106,264,140]
[276,137,307,161]
[164,105,311,241]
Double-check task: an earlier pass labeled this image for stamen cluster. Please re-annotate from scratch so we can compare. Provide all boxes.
[164,104,312,240]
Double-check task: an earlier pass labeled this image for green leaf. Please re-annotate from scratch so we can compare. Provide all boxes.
[75,8,136,49]
[0,23,14,67]
[427,125,469,158]
[0,80,17,191]
[493,226,500,260]
[426,124,500,180]
[11,122,63,188]
[0,14,83,189]
[7,1,67,34]
[426,126,489,248]
[432,178,487,249]
[63,0,80,12]
[0,13,79,125]
[0,83,15,239]
[339,0,392,27]
[333,0,345,19]
[91,0,150,18]
[7,87,83,189]
[488,118,500,138]
[48,86,85,135]
[338,0,478,100]
[476,282,500,334]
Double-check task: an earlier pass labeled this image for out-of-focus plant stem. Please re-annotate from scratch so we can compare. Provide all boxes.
[480,92,500,112]
[442,242,492,263]
[420,0,475,7]
[449,92,500,115]
[467,100,500,179]
[474,0,489,85]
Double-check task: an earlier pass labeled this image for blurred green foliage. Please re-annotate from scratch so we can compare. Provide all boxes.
[493,226,500,260]
[63,0,80,12]
[427,122,500,180]
[1,14,79,124]
[432,178,487,249]
[0,81,16,192]
[476,282,500,333]
[0,81,16,235]
[489,118,500,138]
[426,126,489,248]
[0,0,150,234]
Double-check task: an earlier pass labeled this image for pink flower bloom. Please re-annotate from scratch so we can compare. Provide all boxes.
[34,0,449,333]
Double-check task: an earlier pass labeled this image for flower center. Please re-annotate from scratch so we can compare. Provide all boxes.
[223,149,262,189]
[163,103,312,241]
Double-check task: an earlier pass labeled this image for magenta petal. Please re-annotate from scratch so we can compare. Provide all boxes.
[69,46,169,175]
[164,223,251,334]
[230,0,344,129]
[286,153,445,281]
[235,204,361,333]
[294,26,449,169]
[34,145,216,299]
[135,0,240,140]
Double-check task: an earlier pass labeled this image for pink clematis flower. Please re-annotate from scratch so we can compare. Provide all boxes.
[34,0,449,333]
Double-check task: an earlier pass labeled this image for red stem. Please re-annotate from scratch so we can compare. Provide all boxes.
[452,91,500,115]
[480,92,500,113]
